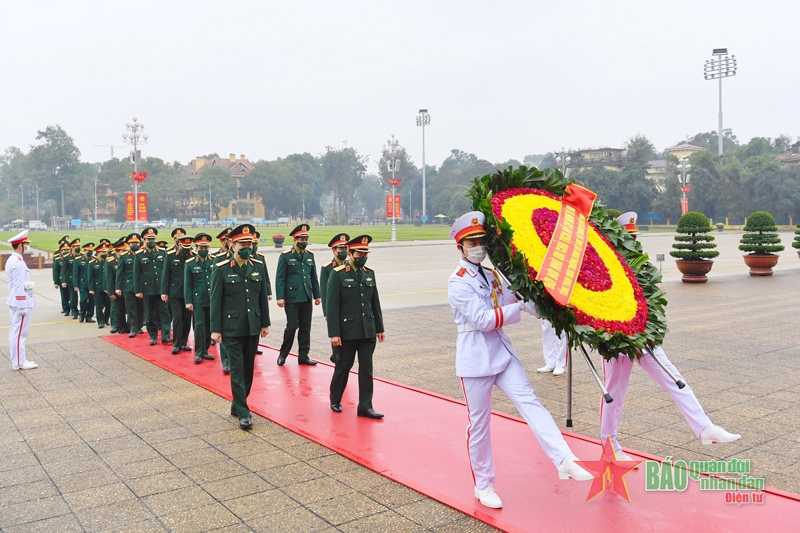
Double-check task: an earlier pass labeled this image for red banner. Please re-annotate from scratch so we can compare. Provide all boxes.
[680,197,689,215]
[535,184,597,306]
[137,192,148,221]
[125,193,135,221]
[385,194,401,219]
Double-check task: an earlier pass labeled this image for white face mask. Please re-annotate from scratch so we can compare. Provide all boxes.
[462,245,487,264]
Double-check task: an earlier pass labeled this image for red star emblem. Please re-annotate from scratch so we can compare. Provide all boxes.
[575,436,642,502]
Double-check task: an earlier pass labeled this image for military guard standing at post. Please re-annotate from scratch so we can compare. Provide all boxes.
[275,224,321,366]
[185,233,214,364]
[62,238,81,318]
[53,238,70,315]
[73,242,96,323]
[135,227,172,346]
[162,232,194,354]
[210,224,270,430]
[107,238,126,334]
[447,211,593,509]
[320,233,349,363]
[327,235,385,418]
[7,230,37,370]
[117,234,144,337]
[91,241,111,329]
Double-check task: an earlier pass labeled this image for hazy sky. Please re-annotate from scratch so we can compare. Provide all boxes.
[2,1,797,172]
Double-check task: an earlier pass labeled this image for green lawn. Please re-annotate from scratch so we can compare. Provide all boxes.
[1,224,452,252]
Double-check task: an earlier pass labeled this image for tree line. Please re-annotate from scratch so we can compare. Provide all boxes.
[1,125,797,225]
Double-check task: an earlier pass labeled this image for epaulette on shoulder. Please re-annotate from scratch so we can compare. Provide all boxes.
[106,256,114,262]
[363,265,373,271]
[215,259,231,267]
[333,264,347,272]
[186,257,196,263]
[281,248,293,254]
[250,258,263,265]
[322,261,333,268]
[167,249,175,255]
[456,267,467,277]
[135,249,144,254]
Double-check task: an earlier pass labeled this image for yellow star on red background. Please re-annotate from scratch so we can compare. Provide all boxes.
[576,436,643,502]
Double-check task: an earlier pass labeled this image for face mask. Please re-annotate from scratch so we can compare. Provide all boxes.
[336,251,348,261]
[352,256,368,268]
[463,245,487,264]
[296,241,308,250]
[197,249,209,258]
[130,244,140,252]
[86,250,93,257]
[146,241,156,249]
[237,247,252,259]
[252,245,258,254]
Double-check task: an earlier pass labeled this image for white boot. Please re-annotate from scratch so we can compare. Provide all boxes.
[552,366,566,376]
[700,424,741,445]
[12,361,38,370]
[558,457,594,481]
[615,450,639,468]
[537,364,555,373]
[474,484,502,508]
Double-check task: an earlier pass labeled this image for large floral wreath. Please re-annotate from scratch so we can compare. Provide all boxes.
[469,166,667,360]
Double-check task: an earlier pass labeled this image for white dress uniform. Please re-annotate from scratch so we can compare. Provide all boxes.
[6,231,36,370]
[448,213,589,500]
[541,319,567,368]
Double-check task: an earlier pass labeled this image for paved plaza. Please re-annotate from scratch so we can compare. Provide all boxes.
[2,232,800,531]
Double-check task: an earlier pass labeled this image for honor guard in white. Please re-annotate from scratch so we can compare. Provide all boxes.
[6,230,37,370]
[537,319,567,376]
[448,212,592,510]
[601,212,741,461]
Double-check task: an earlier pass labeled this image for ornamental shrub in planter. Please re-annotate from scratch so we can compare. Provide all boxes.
[793,224,800,259]
[716,222,724,232]
[738,211,784,276]
[669,212,719,283]
[272,234,285,248]
[605,208,622,221]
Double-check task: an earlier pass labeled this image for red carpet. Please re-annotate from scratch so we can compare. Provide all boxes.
[103,334,800,532]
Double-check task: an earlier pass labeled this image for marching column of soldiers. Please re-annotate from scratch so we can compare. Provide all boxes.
[53,224,385,430]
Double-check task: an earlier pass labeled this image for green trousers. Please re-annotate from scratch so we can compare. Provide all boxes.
[329,337,376,411]
[169,298,192,348]
[279,300,313,362]
[193,306,211,358]
[226,335,259,418]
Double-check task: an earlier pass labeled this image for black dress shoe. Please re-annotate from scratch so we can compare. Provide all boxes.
[222,366,230,374]
[201,354,215,361]
[72,315,78,320]
[137,328,144,334]
[181,346,192,352]
[230,406,237,416]
[330,354,335,363]
[331,404,342,413]
[277,355,286,366]
[210,339,216,346]
[129,331,137,338]
[171,346,180,354]
[149,338,157,346]
[162,337,171,345]
[256,350,263,355]
[85,318,95,323]
[194,355,202,364]
[78,317,84,323]
[98,323,105,329]
[298,360,318,366]
[239,417,253,430]
[110,328,117,334]
[357,409,384,419]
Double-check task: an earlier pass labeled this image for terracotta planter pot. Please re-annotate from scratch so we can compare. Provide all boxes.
[743,254,779,276]
[675,259,714,283]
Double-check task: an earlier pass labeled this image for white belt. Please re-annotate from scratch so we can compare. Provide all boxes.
[457,323,478,333]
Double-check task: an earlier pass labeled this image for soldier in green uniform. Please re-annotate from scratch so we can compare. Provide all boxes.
[107,238,126,334]
[53,238,70,315]
[320,233,349,363]
[91,242,111,328]
[210,224,270,430]
[213,228,232,260]
[275,224,320,366]
[135,227,172,346]
[327,235,385,418]
[185,233,214,364]
[61,238,81,318]
[162,233,194,354]
[73,243,96,323]
[251,231,272,356]
[117,234,143,337]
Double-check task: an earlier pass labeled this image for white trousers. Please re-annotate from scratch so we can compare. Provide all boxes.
[600,346,711,451]
[461,357,573,489]
[541,319,567,368]
[8,307,31,368]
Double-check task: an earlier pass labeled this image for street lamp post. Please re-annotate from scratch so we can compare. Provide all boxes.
[384,134,403,244]
[416,109,430,224]
[704,49,737,158]
[122,117,149,229]
[555,148,571,178]
[677,157,691,215]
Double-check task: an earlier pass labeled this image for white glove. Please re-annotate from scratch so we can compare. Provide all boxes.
[24,281,35,290]
[19,308,27,317]
[519,300,540,318]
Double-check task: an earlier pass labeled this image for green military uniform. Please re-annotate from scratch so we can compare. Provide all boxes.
[320,233,350,363]
[162,240,194,352]
[72,246,95,322]
[61,243,80,318]
[210,228,232,369]
[91,254,110,327]
[53,247,70,315]
[116,239,143,336]
[185,235,214,362]
[210,225,270,424]
[275,224,320,365]
[135,228,171,344]
[106,245,125,333]
[327,236,384,414]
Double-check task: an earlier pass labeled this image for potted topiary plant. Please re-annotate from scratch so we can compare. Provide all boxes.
[715,222,724,232]
[605,208,622,221]
[272,234,285,248]
[738,211,784,276]
[669,212,719,283]
[792,224,800,259]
